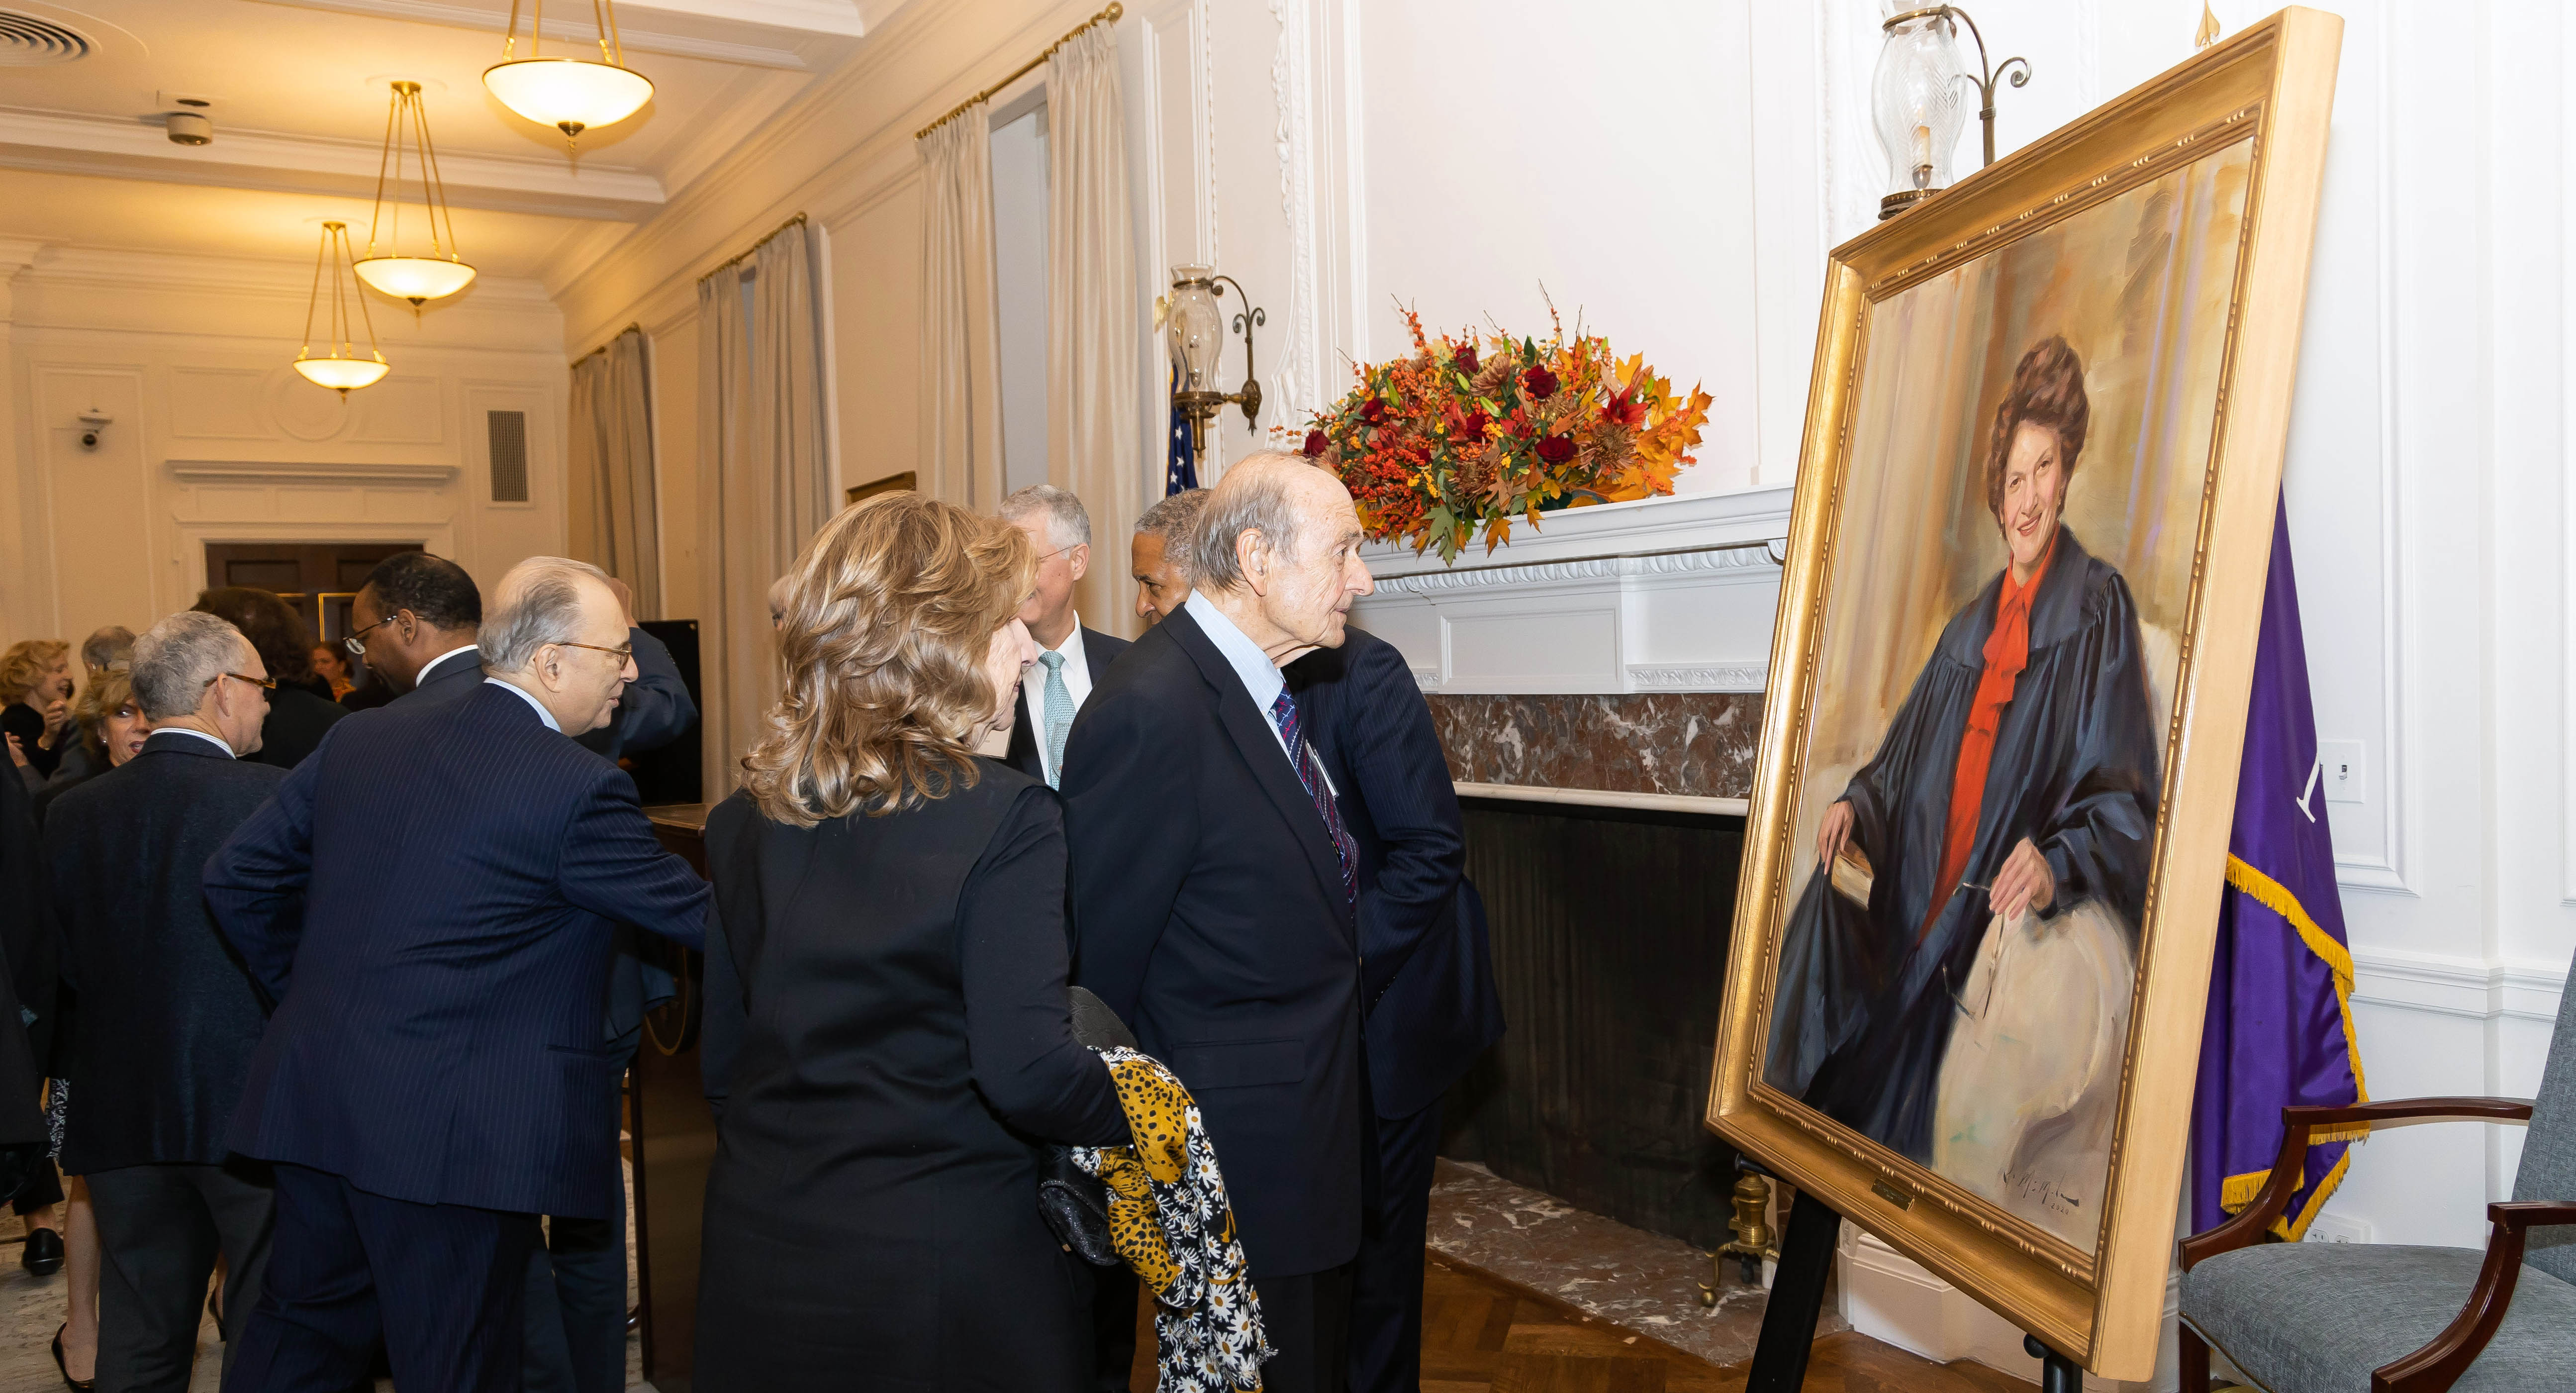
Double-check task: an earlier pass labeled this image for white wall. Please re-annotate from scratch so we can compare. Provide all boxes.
[0,243,567,648]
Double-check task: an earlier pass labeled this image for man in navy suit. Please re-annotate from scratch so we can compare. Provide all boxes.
[999,485,1129,787]
[1292,625,1504,1393]
[46,611,285,1391]
[207,556,710,1393]
[341,551,483,706]
[1064,452,1376,1393]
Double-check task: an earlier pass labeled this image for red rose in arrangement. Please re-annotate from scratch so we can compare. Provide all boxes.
[1535,434,1577,465]
[1360,397,1387,424]
[1303,430,1327,457]
[1454,344,1479,375]
[1522,365,1559,399]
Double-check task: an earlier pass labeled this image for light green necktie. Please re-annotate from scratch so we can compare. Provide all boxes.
[1039,649,1073,789]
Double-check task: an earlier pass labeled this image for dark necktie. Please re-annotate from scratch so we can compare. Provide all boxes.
[1270,690,1357,904]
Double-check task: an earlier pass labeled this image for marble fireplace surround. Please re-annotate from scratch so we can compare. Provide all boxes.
[1348,486,1793,810]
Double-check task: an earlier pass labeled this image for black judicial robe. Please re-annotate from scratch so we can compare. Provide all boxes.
[1764,526,2160,1162]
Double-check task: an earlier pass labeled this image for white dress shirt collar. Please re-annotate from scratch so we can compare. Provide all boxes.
[1019,616,1094,785]
[483,677,563,733]
[153,727,237,759]
[418,645,481,686]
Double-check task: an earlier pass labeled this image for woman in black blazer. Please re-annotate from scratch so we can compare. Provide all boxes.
[695,492,1131,1391]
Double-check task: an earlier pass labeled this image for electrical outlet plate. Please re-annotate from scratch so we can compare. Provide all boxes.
[2303,1212,2372,1245]
[2318,738,2366,805]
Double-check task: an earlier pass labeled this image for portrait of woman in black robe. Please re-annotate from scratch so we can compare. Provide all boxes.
[1763,335,2163,1166]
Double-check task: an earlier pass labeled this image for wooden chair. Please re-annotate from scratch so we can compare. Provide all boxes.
[2175,954,2576,1392]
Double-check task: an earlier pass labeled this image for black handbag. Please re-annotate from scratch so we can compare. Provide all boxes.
[1039,986,1138,1266]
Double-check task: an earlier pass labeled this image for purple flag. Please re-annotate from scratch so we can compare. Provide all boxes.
[2191,498,2368,1237]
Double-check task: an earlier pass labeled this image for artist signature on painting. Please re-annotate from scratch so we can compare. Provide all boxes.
[2004,1169,2084,1217]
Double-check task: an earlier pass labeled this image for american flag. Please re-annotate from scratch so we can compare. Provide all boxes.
[1167,362,1198,495]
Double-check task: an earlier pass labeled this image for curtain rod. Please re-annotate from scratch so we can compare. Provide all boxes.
[914,1,1121,141]
[571,321,645,369]
[696,211,810,284]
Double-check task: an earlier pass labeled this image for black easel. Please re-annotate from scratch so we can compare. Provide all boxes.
[1742,1190,2088,1393]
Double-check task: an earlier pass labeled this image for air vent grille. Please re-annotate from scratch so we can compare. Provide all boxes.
[487,410,528,503]
[0,11,92,65]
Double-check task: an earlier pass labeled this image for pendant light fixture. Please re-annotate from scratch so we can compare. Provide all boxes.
[353,82,477,312]
[294,222,390,396]
[484,0,654,150]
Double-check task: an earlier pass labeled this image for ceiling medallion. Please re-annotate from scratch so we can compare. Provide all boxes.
[353,81,477,312]
[293,222,390,397]
[484,0,654,151]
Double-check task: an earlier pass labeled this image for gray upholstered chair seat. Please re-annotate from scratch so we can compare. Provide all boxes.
[2183,1241,2576,1392]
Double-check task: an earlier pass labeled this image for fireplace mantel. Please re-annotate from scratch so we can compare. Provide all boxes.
[1351,484,1791,696]
[1350,486,1788,804]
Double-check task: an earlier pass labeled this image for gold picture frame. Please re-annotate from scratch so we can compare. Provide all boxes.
[1705,9,2341,1379]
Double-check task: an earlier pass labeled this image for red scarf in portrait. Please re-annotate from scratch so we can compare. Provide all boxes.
[1921,532,2058,944]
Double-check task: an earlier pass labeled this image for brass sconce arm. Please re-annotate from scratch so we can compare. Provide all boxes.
[1171,272,1267,452]
[1944,6,2029,169]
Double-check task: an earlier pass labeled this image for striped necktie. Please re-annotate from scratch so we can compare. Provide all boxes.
[1269,690,1356,904]
[1039,650,1074,789]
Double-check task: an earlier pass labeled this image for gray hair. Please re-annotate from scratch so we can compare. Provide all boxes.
[130,612,246,720]
[81,625,134,673]
[1134,489,1210,580]
[998,484,1092,551]
[1190,451,1315,594]
[480,556,612,674]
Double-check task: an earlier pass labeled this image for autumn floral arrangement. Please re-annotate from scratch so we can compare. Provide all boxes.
[1297,305,1713,560]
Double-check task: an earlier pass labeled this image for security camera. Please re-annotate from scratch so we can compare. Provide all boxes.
[166,111,212,146]
[77,411,110,451]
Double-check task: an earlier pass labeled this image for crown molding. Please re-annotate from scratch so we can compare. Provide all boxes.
[550,0,1039,324]
[1374,543,1779,597]
[0,107,665,220]
[169,459,460,488]
[19,244,556,309]
[249,0,873,69]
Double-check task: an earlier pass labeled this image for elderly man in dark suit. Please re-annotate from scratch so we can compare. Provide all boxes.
[999,484,1129,787]
[340,550,483,708]
[206,556,709,1393]
[1063,451,1376,1393]
[45,610,284,1392]
[192,587,345,769]
[1291,625,1504,1393]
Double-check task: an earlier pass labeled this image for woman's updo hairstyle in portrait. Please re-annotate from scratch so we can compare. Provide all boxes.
[741,491,1036,827]
[1983,335,2092,523]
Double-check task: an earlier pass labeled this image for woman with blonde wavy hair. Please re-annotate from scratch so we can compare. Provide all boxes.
[694,491,1131,1390]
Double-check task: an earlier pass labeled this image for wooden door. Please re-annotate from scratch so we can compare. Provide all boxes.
[201,542,421,648]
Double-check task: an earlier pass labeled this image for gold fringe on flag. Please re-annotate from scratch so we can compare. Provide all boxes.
[2213,854,2372,1240]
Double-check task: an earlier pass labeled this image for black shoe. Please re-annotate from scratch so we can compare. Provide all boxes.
[51,1323,92,1391]
[21,1226,62,1277]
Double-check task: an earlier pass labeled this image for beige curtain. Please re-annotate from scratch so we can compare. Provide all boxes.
[568,327,661,617]
[919,103,1007,511]
[1047,25,1143,638]
[698,219,833,790]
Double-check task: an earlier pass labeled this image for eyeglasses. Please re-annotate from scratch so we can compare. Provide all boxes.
[207,672,278,692]
[343,612,401,655]
[554,640,635,664]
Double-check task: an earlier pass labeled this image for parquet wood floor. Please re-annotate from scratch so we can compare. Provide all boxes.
[1126,1257,2034,1393]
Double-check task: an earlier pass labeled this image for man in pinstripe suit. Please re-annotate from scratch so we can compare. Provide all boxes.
[207,557,709,1393]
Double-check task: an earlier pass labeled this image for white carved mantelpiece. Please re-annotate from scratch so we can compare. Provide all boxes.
[1351,485,1794,695]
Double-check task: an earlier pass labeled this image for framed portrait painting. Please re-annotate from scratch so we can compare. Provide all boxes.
[1706,9,2343,1378]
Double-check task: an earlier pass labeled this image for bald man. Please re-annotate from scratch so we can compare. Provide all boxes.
[209,557,710,1393]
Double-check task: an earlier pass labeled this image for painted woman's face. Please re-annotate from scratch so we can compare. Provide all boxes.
[102,701,150,768]
[1998,421,2068,575]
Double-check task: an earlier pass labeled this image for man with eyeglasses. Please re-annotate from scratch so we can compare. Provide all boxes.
[997,485,1130,791]
[43,611,282,1389]
[340,551,483,710]
[208,557,708,1393]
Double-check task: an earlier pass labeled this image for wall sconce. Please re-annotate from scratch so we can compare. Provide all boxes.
[1873,4,2029,220]
[1168,264,1263,454]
